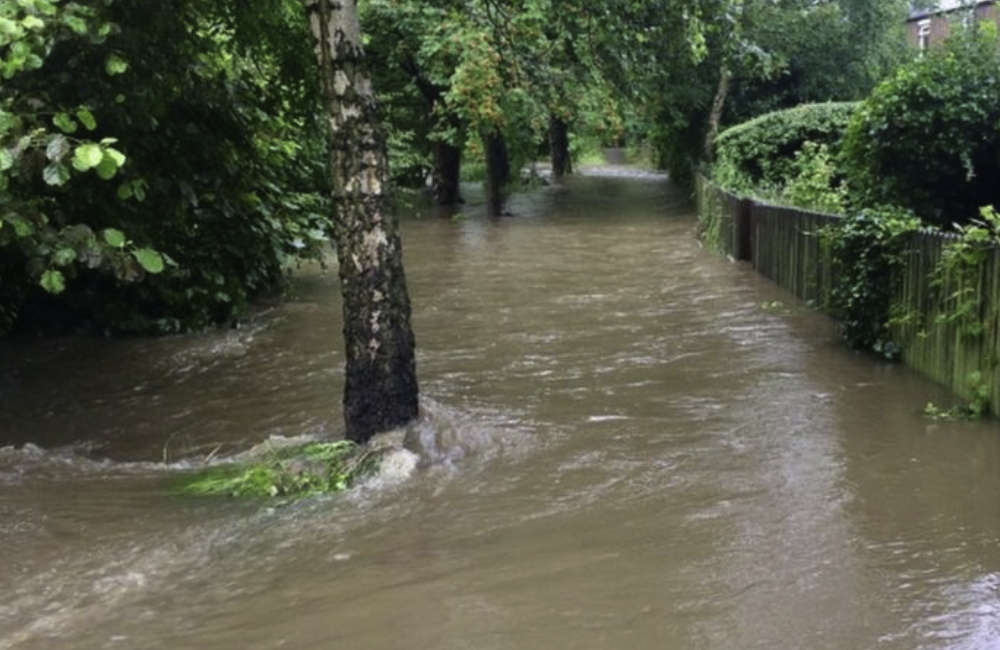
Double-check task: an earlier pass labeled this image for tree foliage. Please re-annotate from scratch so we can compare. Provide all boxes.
[641,0,908,186]
[0,0,924,337]
[841,23,1000,227]
[1,0,329,335]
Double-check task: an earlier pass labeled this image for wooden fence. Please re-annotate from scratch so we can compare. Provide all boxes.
[695,175,1000,413]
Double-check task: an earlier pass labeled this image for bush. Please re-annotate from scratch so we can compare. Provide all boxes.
[712,102,859,190]
[841,24,1000,228]
[0,1,331,336]
[779,142,848,214]
[819,207,922,358]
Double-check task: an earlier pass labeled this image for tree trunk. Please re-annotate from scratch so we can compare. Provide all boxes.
[703,67,732,163]
[482,129,510,217]
[431,138,463,205]
[403,60,464,207]
[549,116,572,180]
[306,0,419,443]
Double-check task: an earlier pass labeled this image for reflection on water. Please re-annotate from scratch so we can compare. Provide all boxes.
[2,171,1000,649]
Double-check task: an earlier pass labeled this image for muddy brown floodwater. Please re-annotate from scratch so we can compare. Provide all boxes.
[3,170,1000,649]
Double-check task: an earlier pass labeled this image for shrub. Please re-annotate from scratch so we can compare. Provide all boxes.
[0,1,331,336]
[932,205,1000,337]
[819,207,922,358]
[841,24,1000,228]
[712,102,859,189]
[779,142,848,214]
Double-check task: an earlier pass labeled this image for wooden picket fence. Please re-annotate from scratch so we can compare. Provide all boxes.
[695,175,1000,413]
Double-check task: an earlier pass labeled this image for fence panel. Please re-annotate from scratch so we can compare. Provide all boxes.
[694,175,1000,414]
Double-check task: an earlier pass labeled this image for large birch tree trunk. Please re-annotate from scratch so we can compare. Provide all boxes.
[305,0,419,443]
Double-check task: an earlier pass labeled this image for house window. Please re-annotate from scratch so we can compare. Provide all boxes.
[918,19,932,51]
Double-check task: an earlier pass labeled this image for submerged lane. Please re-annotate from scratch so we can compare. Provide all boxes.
[2,171,1000,649]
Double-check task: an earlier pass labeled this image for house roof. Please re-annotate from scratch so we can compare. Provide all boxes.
[909,0,991,20]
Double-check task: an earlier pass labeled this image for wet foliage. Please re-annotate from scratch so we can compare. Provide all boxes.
[711,102,857,192]
[177,441,382,499]
[819,208,922,358]
[841,24,1000,228]
[1,0,330,335]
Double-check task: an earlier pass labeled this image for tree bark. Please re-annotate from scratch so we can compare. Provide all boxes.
[402,59,465,206]
[703,66,732,163]
[482,129,510,217]
[549,115,572,180]
[431,137,463,205]
[306,0,419,443]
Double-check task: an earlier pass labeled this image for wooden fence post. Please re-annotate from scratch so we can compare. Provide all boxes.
[734,198,753,262]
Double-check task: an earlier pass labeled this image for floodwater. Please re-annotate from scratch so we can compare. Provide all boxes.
[3,170,1000,649]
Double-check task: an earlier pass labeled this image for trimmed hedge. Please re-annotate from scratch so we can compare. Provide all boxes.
[713,102,859,189]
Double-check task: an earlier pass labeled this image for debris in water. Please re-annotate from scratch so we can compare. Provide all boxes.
[175,440,383,499]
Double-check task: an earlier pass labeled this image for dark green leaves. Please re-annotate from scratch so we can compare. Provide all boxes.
[841,26,1000,227]
[53,112,77,134]
[76,107,97,131]
[102,228,126,248]
[132,248,164,274]
[39,269,65,294]
[1,0,331,336]
[105,53,128,76]
[45,134,70,161]
[42,162,70,186]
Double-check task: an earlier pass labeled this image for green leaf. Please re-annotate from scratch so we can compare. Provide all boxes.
[96,155,118,180]
[40,269,65,294]
[76,107,97,131]
[102,228,126,248]
[117,182,133,200]
[104,147,126,167]
[62,15,87,35]
[45,135,70,161]
[8,215,33,237]
[0,148,12,171]
[72,143,103,171]
[42,162,70,186]
[133,248,164,274]
[105,54,128,76]
[21,15,44,30]
[0,17,21,39]
[53,112,77,134]
[53,247,77,266]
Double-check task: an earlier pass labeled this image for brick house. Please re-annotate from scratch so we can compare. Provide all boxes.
[907,0,1000,49]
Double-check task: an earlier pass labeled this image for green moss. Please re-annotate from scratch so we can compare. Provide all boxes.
[175,441,382,499]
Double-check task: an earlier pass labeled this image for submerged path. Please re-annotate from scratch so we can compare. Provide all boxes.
[2,171,1000,648]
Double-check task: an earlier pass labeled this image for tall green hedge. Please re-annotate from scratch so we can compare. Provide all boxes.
[712,102,859,190]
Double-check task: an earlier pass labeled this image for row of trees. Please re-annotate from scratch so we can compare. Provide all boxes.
[0,0,913,336]
[0,0,913,440]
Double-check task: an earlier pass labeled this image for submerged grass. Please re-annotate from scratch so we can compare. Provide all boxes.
[176,441,383,499]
